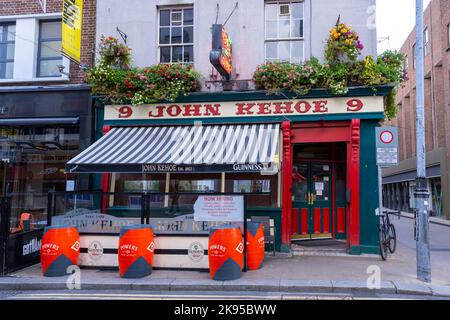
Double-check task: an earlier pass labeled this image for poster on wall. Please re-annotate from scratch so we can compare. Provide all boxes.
[62,0,83,63]
[193,195,244,222]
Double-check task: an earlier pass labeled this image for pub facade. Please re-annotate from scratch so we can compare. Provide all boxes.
[66,86,389,255]
[59,0,389,264]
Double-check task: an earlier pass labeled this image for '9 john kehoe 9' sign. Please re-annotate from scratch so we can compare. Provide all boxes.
[105,96,384,120]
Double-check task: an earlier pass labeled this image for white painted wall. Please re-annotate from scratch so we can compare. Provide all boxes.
[0,13,69,83]
[96,0,378,90]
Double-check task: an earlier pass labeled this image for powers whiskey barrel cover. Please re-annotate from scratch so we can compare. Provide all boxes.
[118,225,155,278]
[208,225,244,281]
[40,226,80,277]
[246,222,265,270]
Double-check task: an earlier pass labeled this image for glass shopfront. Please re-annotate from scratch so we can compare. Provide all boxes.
[111,172,279,209]
[0,125,80,233]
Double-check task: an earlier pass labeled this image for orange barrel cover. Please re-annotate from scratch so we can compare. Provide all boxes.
[246,222,265,270]
[40,226,80,277]
[118,225,155,278]
[208,225,243,281]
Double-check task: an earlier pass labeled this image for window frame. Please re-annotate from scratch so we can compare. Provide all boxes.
[423,27,429,56]
[157,6,194,64]
[0,22,16,79]
[447,23,450,47]
[264,0,305,63]
[37,19,63,78]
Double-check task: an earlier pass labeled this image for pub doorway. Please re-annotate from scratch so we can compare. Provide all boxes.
[291,143,347,241]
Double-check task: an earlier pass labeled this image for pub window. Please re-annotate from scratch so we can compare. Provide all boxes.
[225,173,279,208]
[113,173,166,193]
[37,20,63,77]
[0,23,15,79]
[264,1,304,63]
[112,173,166,208]
[158,7,194,63]
[169,173,220,193]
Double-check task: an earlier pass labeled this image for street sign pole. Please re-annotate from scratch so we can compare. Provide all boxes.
[415,0,431,283]
[378,165,383,217]
[375,127,398,230]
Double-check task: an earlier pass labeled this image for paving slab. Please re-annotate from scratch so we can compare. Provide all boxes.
[428,285,450,297]
[332,280,396,295]
[221,279,280,292]
[170,278,223,291]
[131,278,174,291]
[279,280,332,293]
[392,281,433,296]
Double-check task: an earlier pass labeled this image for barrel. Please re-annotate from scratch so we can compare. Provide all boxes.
[40,226,80,277]
[208,225,243,281]
[246,222,265,270]
[118,225,155,278]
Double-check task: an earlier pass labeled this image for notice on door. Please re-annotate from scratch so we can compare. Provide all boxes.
[193,195,244,222]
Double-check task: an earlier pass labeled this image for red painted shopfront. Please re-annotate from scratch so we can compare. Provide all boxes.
[281,120,361,251]
[76,86,390,257]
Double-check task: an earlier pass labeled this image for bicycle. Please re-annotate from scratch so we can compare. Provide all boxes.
[378,210,399,260]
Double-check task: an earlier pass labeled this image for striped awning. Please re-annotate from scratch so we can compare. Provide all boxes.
[66,124,280,173]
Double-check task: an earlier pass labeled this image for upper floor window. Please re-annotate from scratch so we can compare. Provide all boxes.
[158,7,193,64]
[412,43,416,69]
[0,23,15,79]
[265,1,304,63]
[424,28,429,56]
[447,23,450,47]
[37,20,63,77]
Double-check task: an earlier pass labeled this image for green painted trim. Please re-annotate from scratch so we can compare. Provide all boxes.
[359,245,380,255]
[94,85,394,105]
[102,113,385,127]
[349,246,361,255]
[280,243,292,253]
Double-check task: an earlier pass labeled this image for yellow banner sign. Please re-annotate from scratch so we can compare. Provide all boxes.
[62,0,83,63]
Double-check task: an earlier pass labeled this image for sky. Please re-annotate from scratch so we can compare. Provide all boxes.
[377,0,432,53]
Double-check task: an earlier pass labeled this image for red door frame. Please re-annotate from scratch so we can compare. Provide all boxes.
[281,120,360,250]
[101,125,112,213]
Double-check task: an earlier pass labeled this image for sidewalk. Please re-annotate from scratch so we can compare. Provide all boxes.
[1,254,449,298]
[385,209,450,227]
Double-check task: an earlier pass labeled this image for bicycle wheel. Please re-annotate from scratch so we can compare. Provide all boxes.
[388,224,397,254]
[379,226,388,260]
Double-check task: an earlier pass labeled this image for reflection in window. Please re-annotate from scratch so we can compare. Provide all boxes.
[0,23,15,79]
[170,173,220,192]
[159,7,194,63]
[226,173,278,208]
[38,20,63,77]
[0,125,80,233]
[265,1,304,63]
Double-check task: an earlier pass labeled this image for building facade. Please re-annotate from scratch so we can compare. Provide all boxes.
[53,0,389,265]
[96,0,377,90]
[383,0,450,220]
[0,0,97,273]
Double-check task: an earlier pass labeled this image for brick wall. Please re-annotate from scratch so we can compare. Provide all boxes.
[392,0,449,161]
[0,0,96,85]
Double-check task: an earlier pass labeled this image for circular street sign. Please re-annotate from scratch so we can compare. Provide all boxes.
[380,130,394,144]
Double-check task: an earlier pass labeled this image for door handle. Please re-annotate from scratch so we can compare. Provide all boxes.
[307,192,311,205]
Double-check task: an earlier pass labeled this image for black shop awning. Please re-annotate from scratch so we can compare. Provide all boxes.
[66,124,280,173]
